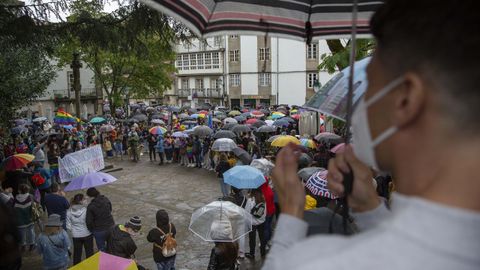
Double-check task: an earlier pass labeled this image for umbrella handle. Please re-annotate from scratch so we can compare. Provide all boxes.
[343,170,354,196]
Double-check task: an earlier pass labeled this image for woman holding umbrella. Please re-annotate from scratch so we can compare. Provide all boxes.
[245,189,266,260]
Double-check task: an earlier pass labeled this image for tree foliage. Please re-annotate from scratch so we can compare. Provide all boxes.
[318,39,375,73]
[0,38,56,127]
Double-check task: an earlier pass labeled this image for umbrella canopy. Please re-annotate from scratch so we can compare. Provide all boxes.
[245,118,259,125]
[250,120,266,128]
[189,200,252,243]
[315,132,344,145]
[222,123,238,131]
[224,165,265,189]
[240,112,251,118]
[1,154,35,171]
[331,143,346,154]
[178,113,189,119]
[149,126,167,135]
[132,114,148,122]
[223,117,238,125]
[151,119,165,125]
[231,124,251,135]
[271,135,300,147]
[14,119,27,126]
[256,125,276,133]
[250,158,275,176]
[251,110,264,118]
[212,138,237,152]
[282,116,296,123]
[10,126,28,135]
[213,130,237,139]
[212,118,222,123]
[298,167,325,182]
[99,124,115,133]
[69,251,138,270]
[193,125,213,137]
[228,110,241,117]
[90,117,106,124]
[265,120,274,126]
[172,131,188,138]
[234,115,246,122]
[64,172,117,192]
[199,110,209,115]
[32,117,48,123]
[273,119,290,127]
[305,170,337,199]
[300,138,317,149]
[232,147,252,165]
[267,135,282,143]
[168,106,181,113]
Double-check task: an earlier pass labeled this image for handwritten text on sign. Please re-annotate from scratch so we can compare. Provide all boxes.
[59,145,105,183]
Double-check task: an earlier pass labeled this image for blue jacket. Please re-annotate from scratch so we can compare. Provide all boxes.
[37,230,70,269]
[155,137,165,153]
[34,167,51,190]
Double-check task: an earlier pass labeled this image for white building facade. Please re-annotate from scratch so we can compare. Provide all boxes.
[168,35,335,108]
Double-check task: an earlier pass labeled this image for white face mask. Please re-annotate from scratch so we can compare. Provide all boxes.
[352,77,404,170]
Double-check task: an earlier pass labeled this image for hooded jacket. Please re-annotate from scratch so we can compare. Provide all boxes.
[147,210,177,262]
[37,230,70,269]
[14,193,33,227]
[66,204,91,238]
[86,195,115,232]
[106,225,137,259]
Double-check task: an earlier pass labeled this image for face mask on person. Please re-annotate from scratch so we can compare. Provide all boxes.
[351,77,404,170]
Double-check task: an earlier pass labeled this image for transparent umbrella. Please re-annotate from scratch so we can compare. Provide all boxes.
[212,138,237,152]
[189,201,252,243]
[250,158,275,176]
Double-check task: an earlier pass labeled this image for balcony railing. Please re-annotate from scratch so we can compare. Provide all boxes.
[52,88,98,99]
[177,88,222,98]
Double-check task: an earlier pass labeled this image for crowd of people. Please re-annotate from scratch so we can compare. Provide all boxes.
[0,103,396,270]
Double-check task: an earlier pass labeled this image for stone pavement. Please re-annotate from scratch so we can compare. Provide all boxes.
[22,155,264,270]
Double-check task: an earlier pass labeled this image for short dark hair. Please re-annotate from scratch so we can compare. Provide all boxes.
[71,193,84,205]
[86,187,100,198]
[18,184,29,194]
[50,183,59,193]
[370,0,480,131]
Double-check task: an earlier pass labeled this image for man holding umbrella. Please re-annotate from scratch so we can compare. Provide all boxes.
[264,1,480,270]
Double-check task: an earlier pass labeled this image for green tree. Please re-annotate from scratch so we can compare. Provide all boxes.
[0,38,56,127]
[319,39,375,73]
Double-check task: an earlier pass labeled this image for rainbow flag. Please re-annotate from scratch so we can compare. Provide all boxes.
[54,110,79,125]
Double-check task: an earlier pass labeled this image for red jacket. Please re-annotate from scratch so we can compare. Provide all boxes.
[261,178,276,216]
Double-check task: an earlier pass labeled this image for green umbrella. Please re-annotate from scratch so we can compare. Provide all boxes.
[90,117,106,124]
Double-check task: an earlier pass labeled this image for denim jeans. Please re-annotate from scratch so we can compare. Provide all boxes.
[156,257,176,270]
[18,224,35,246]
[219,178,230,197]
[93,230,108,251]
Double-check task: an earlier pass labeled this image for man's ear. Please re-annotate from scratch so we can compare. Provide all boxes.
[392,72,426,128]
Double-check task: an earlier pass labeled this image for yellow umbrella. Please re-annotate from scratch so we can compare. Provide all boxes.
[69,251,138,270]
[271,135,300,147]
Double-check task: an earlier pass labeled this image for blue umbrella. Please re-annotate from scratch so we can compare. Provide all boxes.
[223,165,265,189]
[64,172,117,192]
[273,119,290,127]
[90,117,106,124]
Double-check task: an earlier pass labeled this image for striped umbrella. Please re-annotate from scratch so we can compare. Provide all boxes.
[149,126,167,135]
[140,0,381,41]
[1,154,35,171]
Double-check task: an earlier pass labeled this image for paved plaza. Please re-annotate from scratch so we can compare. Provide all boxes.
[22,155,264,270]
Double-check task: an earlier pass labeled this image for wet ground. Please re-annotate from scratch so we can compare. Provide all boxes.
[22,154,264,270]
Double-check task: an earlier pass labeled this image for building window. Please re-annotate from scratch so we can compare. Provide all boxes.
[190,54,197,70]
[67,71,74,91]
[182,54,189,70]
[211,77,221,89]
[181,78,189,89]
[229,74,241,87]
[183,43,191,50]
[259,73,271,86]
[259,47,270,61]
[197,53,204,69]
[214,36,222,47]
[230,35,238,39]
[205,53,212,69]
[308,73,319,88]
[212,52,220,68]
[176,55,183,70]
[229,50,239,62]
[307,43,318,59]
[196,78,204,89]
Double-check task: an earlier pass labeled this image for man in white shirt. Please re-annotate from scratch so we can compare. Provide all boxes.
[263,1,480,270]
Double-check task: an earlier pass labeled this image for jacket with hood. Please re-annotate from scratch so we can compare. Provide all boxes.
[66,204,91,238]
[86,195,115,232]
[106,225,137,259]
[260,180,276,216]
[14,193,33,227]
[147,210,177,262]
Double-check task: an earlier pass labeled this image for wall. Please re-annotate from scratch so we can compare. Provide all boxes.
[240,36,259,96]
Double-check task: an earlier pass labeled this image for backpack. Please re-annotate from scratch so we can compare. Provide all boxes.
[154,223,177,257]
[32,172,46,186]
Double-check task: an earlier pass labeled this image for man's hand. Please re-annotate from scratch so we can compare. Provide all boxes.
[327,145,380,213]
[271,143,305,219]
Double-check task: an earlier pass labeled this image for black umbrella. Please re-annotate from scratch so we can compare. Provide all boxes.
[213,130,237,139]
[256,125,277,133]
[282,117,296,123]
[168,106,181,112]
[232,147,252,165]
[132,114,148,122]
[231,124,252,134]
[222,123,238,130]
[250,120,266,128]
[234,115,246,122]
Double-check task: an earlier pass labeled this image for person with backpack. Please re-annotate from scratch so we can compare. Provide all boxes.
[85,187,115,252]
[31,162,51,211]
[207,219,239,270]
[37,214,71,270]
[245,188,266,259]
[106,216,141,259]
[66,193,93,265]
[147,209,177,270]
[14,184,36,252]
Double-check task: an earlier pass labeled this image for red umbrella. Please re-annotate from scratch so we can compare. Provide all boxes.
[251,110,265,118]
[246,118,258,125]
[199,110,209,115]
[291,114,300,120]
[241,108,250,113]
